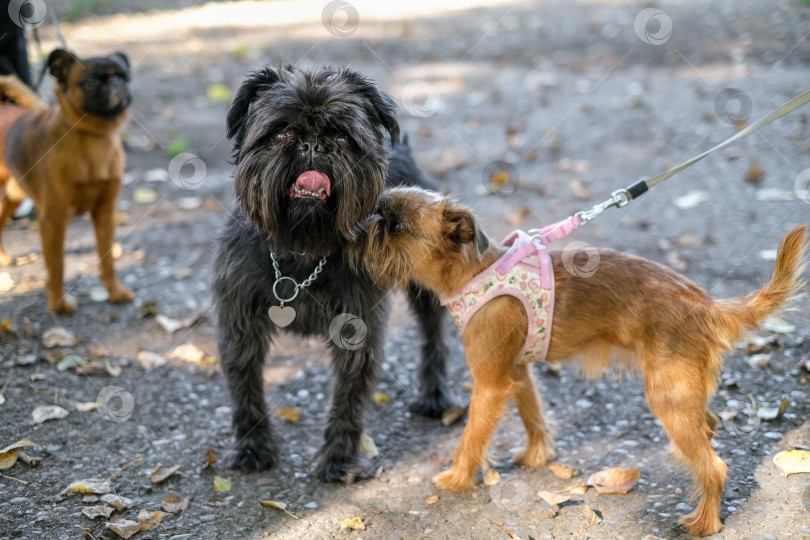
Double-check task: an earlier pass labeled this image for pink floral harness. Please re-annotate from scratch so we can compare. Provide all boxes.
[441,230,556,364]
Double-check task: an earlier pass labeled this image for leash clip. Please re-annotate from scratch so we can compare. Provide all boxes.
[575,188,631,223]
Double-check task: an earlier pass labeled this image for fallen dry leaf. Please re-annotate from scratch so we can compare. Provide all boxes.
[150,464,181,484]
[31,405,68,424]
[586,467,641,494]
[747,353,772,368]
[762,316,796,334]
[426,495,438,504]
[83,495,99,503]
[538,489,570,507]
[340,516,365,531]
[773,448,810,476]
[505,206,530,226]
[553,482,588,495]
[75,401,102,413]
[582,504,602,524]
[757,398,789,421]
[82,505,114,519]
[547,462,578,480]
[272,407,300,423]
[162,494,190,513]
[569,179,591,200]
[42,327,76,348]
[60,477,111,496]
[484,468,501,486]
[359,433,379,457]
[745,160,765,184]
[202,448,217,471]
[136,351,167,370]
[642,536,667,540]
[167,343,214,364]
[105,518,141,539]
[673,189,709,210]
[101,493,133,511]
[441,405,468,426]
[137,509,172,530]
[261,500,300,519]
[372,390,391,405]
[213,475,231,491]
[0,438,37,470]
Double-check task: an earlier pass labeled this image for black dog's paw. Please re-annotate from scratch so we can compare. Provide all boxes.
[227,436,280,473]
[316,455,374,484]
[410,390,456,419]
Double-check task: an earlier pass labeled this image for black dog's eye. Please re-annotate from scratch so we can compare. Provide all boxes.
[389,219,404,234]
[336,135,348,145]
[274,132,288,143]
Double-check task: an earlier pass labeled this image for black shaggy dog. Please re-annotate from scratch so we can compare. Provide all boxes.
[212,65,455,482]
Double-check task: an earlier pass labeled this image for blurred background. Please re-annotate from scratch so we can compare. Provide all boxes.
[1,1,809,538]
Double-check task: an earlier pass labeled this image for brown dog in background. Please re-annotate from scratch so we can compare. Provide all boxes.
[355,186,807,536]
[0,49,134,313]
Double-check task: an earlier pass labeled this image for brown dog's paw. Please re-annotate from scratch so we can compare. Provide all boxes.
[433,467,476,491]
[108,285,135,304]
[50,297,77,314]
[679,510,722,537]
[0,251,13,267]
[513,444,556,469]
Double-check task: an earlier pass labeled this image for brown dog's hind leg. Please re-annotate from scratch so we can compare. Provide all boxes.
[645,358,726,537]
[0,179,25,266]
[510,363,555,468]
[91,188,134,304]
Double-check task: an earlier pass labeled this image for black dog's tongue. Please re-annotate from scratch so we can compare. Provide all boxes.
[290,170,331,200]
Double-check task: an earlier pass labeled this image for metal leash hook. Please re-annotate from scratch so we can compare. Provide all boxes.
[575,187,633,223]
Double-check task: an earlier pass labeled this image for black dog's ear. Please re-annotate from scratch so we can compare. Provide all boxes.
[47,49,78,86]
[443,203,489,261]
[226,67,281,155]
[343,70,400,144]
[110,52,130,71]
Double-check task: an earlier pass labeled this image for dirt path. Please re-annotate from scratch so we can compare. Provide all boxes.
[1,1,809,538]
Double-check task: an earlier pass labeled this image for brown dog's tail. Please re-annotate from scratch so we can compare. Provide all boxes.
[715,225,807,343]
[0,75,46,111]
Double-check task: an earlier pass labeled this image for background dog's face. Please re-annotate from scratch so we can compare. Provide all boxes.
[360,187,489,294]
[48,49,131,120]
[226,66,400,257]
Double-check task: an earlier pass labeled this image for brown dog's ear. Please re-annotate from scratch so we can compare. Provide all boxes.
[47,49,78,85]
[443,204,489,261]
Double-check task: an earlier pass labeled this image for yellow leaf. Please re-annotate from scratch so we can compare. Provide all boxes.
[426,495,438,504]
[260,500,300,519]
[547,462,578,480]
[0,438,37,470]
[202,447,217,471]
[773,448,810,476]
[538,489,571,506]
[372,390,391,404]
[213,475,231,491]
[60,477,111,495]
[272,407,300,423]
[441,406,468,426]
[586,467,641,494]
[137,509,172,530]
[340,516,365,531]
[207,83,232,103]
[359,433,378,457]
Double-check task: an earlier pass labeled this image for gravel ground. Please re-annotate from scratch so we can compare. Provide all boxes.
[1,1,809,539]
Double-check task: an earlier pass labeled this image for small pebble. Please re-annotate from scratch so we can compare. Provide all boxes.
[10,498,28,505]
[199,514,217,523]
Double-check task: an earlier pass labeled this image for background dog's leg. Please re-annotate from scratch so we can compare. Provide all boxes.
[509,363,555,468]
[317,341,382,483]
[39,211,75,313]
[406,283,456,417]
[219,317,279,472]
[645,357,727,536]
[91,183,134,304]
[0,178,25,266]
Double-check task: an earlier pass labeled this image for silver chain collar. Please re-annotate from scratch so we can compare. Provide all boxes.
[270,252,327,308]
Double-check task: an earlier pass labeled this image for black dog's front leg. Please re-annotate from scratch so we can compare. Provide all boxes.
[407,283,456,417]
[219,322,280,472]
[316,344,381,483]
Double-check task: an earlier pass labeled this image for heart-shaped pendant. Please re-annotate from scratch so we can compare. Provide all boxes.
[268,305,296,327]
